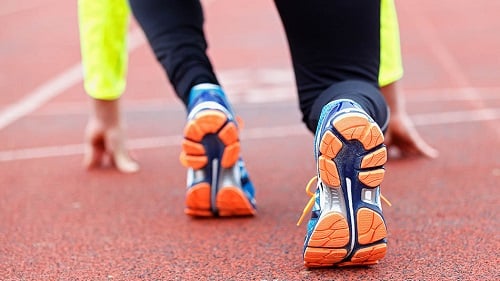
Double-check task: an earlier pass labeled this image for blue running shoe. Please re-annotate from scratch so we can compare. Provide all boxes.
[179,83,256,217]
[297,99,389,267]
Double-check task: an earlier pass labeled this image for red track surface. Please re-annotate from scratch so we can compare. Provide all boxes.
[1,0,499,280]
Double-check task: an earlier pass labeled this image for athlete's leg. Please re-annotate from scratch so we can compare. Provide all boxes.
[274,0,389,133]
[379,0,438,158]
[274,0,390,267]
[128,0,256,216]
[128,0,219,106]
[78,0,130,100]
[379,0,404,87]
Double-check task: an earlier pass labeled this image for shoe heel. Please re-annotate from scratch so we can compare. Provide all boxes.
[216,186,256,216]
[333,112,388,266]
[181,109,243,216]
[304,108,388,267]
[180,109,240,169]
[303,211,351,267]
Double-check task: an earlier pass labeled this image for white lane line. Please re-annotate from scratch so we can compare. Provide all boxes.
[409,4,498,137]
[412,108,500,126]
[0,27,146,131]
[0,136,177,162]
[403,87,500,102]
[0,64,82,130]
[0,1,48,17]
[0,125,307,162]
[27,86,500,117]
[0,0,222,132]
[1,107,500,163]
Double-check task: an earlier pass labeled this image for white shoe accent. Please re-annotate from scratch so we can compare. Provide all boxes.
[211,158,219,211]
[346,178,356,256]
[187,101,234,120]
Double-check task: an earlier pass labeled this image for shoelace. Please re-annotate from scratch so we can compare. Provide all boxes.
[236,116,244,129]
[296,176,392,226]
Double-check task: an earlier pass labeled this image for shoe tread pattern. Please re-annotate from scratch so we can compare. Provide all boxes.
[304,111,388,267]
[180,110,240,169]
[181,109,254,217]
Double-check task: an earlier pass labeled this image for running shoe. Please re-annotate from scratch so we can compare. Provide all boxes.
[179,83,256,217]
[297,99,389,267]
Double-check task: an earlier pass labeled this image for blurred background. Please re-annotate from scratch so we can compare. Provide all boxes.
[0,1,499,280]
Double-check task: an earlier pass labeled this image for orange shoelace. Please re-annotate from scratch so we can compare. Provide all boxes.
[236,115,244,129]
[296,176,392,226]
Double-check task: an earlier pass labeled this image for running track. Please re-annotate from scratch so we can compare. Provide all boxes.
[0,0,499,280]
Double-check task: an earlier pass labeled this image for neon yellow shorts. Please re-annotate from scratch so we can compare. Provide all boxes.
[379,0,404,87]
[78,0,130,100]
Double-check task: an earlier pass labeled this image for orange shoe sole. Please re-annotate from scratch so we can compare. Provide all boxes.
[304,112,388,267]
[180,109,255,217]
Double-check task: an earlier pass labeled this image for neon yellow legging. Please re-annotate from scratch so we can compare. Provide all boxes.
[78,0,403,100]
[78,0,130,100]
[379,0,404,87]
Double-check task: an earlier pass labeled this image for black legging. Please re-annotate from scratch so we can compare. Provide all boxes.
[129,0,389,133]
